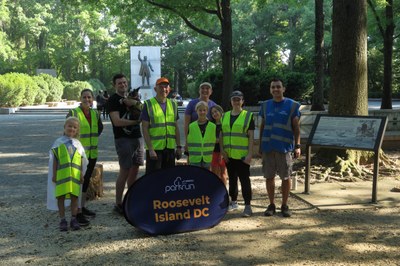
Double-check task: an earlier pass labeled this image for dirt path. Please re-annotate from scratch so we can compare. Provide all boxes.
[0,114,399,265]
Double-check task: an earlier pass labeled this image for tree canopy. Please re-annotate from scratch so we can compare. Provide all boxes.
[0,0,399,106]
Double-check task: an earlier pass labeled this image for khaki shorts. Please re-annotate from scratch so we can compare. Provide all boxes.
[262,151,293,180]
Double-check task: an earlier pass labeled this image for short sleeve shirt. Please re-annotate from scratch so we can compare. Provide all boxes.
[185,98,217,123]
[108,93,141,139]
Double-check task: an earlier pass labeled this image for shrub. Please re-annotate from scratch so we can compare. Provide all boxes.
[284,72,314,101]
[234,67,262,106]
[259,71,314,102]
[63,81,93,101]
[88,78,105,94]
[20,73,40,106]
[0,73,28,107]
[195,69,223,104]
[32,75,49,105]
[40,74,64,102]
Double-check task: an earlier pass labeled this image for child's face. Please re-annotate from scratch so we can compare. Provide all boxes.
[81,91,93,108]
[211,108,221,121]
[64,121,79,138]
[196,106,208,119]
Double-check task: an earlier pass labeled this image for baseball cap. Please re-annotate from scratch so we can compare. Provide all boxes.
[156,77,169,85]
[230,90,244,99]
[199,82,212,89]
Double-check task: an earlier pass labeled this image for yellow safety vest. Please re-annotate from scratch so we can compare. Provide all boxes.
[145,98,177,150]
[187,121,216,163]
[222,110,252,159]
[70,107,99,159]
[52,144,81,197]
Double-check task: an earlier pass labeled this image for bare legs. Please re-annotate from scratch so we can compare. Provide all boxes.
[115,165,139,205]
[57,195,78,218]
[266,178,291,205]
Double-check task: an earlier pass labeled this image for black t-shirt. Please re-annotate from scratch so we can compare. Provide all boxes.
[229,112,255,130]
[197,121,208,137]
[108,93,142,139]
[214,123,222,152]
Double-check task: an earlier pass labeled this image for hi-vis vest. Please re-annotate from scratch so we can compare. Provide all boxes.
[261,98,300,153]
[187,121,216,163]
[52,144,81,197]
[222,110,252,159]
[70,108,99,159]
[145,98,177,150]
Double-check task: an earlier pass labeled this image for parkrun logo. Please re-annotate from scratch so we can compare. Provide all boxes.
[165,177,195,193]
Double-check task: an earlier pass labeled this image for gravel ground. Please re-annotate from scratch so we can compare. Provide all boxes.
[0,114,399,266]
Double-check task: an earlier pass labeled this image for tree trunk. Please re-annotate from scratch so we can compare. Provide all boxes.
[315,0,368,170]
[330,0,368,116]
[220,0,233,110]
[311,0,326,111]
[380,0,394,109]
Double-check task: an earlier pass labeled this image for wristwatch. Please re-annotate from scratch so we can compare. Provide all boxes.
[295,144,301,149]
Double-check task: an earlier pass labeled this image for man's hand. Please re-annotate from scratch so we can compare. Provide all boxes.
[149,149,157,160]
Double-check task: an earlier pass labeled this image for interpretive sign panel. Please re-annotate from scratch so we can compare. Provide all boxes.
[305,114,387,203]
[308,115,387,151]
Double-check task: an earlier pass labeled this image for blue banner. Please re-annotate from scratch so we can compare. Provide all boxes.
[123,165,229,235]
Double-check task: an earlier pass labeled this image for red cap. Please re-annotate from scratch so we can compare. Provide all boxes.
[156,77,169,85]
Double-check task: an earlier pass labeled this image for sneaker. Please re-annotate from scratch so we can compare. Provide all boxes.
[228,201,239,211]
[281,204,292,217]
[59,219,68,232]
[242,205,253,217]
[82,207,96,217]
[264,203,276,216]
[76,213,90,226]
[70,217,81,230]
[113,204,124,215]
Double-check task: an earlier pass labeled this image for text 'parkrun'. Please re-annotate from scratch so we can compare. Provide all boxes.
[153,195,211,223]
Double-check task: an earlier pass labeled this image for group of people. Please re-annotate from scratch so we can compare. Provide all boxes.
[183,78,301,218]
[48,73,301,232]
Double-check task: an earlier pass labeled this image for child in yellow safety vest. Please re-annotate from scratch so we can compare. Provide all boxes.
[210,105,228,186]
[47,117,88,231]
[186,101,216,169]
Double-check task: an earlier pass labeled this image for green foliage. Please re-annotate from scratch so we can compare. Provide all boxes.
[233,67,262,106]
[0,75,14,107]
[63,81,92,101]
[0,73,28,107]
[195,66,314,106]
[284,72,314,102]
[195,69,223,104]
[88,78,106,94]
[19,73,40,106]
[1,0,399,106]
[32,75,50,105]
[258,70,314,102]
[39,74,64,102]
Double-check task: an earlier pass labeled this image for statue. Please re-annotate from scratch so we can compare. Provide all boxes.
[138,51,154,86]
